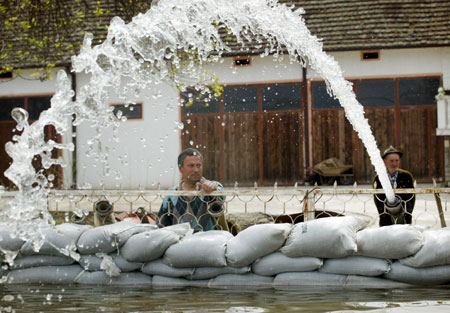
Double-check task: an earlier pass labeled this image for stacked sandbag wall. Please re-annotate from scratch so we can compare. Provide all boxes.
[1,217,450,288]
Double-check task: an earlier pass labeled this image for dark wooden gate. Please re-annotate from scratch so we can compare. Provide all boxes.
[180,75,444,186]
[311,76,444,184]
[180,82,305,187]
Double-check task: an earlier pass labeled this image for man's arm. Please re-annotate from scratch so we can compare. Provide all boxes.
[197,179,225,216]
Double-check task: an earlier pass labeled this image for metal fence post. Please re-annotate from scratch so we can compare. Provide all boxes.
[303,189,316,221]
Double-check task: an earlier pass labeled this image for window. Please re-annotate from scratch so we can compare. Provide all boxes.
[312,81,341,109]
[0,72,13,80]
[28,96,52,120]
[262,83,301,111]
[224,86,258,112]
[399,77,441,106]
[0,96,51,121]
[112,103,143,119]
[356,79,394,107]
[0,98,25,121]
[233,56,251,67]
[361,51,380,61]
[180,88,220,114]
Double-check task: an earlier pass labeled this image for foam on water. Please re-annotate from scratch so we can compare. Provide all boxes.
[1,0,394,246]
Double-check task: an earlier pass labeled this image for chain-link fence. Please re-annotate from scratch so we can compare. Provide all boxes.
[1,185,449,232]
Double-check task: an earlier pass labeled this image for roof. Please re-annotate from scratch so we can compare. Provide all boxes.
[297,0,450,51]
[2,0,450,69]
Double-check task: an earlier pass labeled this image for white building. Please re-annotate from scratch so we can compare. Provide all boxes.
[1,1,449,189]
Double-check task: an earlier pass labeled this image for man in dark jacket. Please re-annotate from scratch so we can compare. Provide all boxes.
[373,146,415,226]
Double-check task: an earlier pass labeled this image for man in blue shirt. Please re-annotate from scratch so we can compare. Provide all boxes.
[157,148,226,231]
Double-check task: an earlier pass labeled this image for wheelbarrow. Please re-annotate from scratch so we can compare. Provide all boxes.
[309,157,354,185]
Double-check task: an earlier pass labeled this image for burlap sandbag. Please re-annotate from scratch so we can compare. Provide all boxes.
[384,261,450,285]
[10,255,75,270]
[163,230,233,268]
[152,275,209,288]
[0,231,25,252]
[225,223,292,267]
[74,270,152,285]
[20,223,91,257]
[252,252,322,276]
[120,228,181,262]
[356,224,424,259]
[281,216,368,258]
[209,273,274,288]
[141,258,194,278]
[319,255,390,276]
[400,227,450,268]
[77,221,156,254]
[186,266,250,280]
[6,265,83,284]
[274,272,410,289]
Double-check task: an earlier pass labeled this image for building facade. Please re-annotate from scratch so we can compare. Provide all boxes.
[0,0,449,189]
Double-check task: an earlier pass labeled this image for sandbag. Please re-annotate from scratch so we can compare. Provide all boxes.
[0,230,25,252]
[0,266,9,280]
[273,272,411,289]
[344,275,412,288]
[152,275,209,288]
[319,256,390,277]
[384,261,450,285]
[186,266,250,280]
[10,255,75,270]
[20,223,91,257]
[273,272,347,287]
[74,270,152,285]
[141,259,194,278]
[400,228,450,268]
[163,230,233,268]
[356,225,424,259]
[6,265,83,284]
[252,252,322,276]
[120,228,180,262]
[98,253,121,277]
[209,273,274,288]
[162,223,193,237]
[77,221,156,254]
[281,216,368,258]
[225,223,292,267]
[113,254,142,272]
[79,254,103,271]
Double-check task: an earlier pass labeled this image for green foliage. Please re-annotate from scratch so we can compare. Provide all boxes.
[0,0,153,80]
[1,0,223,107]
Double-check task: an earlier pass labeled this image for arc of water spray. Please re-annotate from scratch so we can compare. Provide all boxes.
[2,0,395,239]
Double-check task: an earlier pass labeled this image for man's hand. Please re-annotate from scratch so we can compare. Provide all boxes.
[196,180,218,193]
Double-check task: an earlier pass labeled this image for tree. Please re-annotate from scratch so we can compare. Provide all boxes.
[0,0,152,80]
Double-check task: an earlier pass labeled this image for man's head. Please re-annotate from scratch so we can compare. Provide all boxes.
[178,148,203,184]
[382,146,402,174]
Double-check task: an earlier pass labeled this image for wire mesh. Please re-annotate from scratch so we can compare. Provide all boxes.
[1,185,449,232]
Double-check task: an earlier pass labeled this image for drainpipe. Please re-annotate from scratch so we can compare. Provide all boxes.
[301,64,310,184]
[69,66,77,189]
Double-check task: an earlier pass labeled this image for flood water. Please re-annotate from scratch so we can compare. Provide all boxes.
[1,285,450,312]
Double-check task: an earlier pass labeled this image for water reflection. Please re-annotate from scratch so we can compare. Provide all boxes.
[1,285,449,312]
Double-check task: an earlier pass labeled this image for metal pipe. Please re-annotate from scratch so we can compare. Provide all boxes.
[383,195,403,215]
